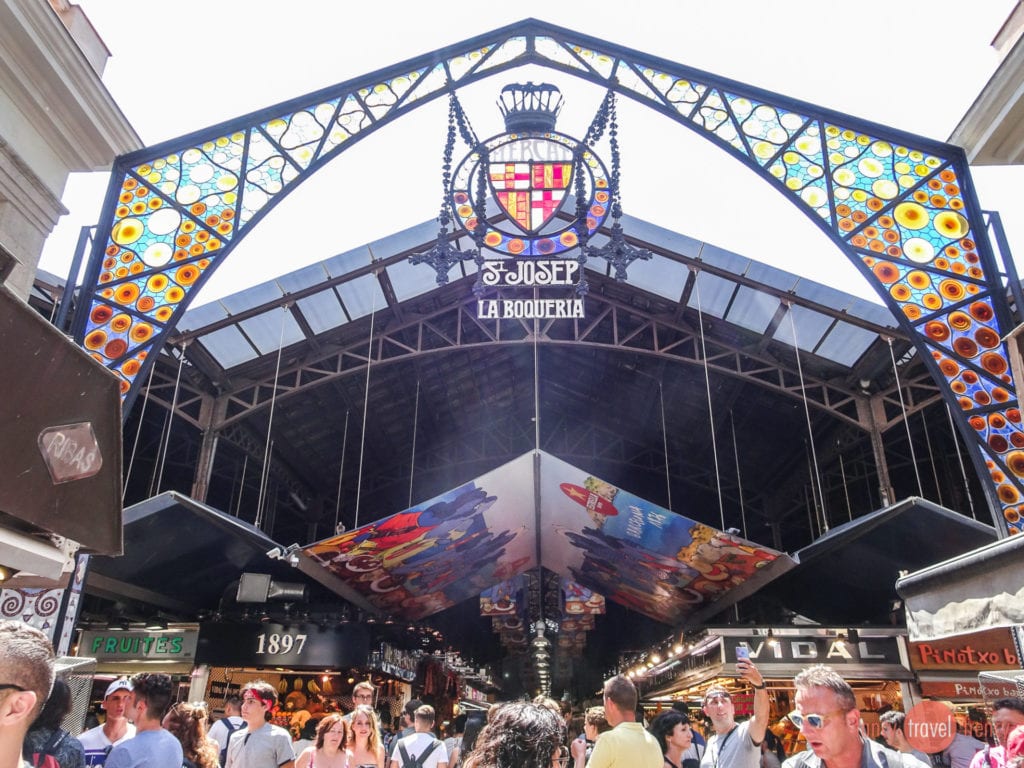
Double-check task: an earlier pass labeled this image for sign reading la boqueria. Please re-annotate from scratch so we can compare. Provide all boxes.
[477,260,584,319]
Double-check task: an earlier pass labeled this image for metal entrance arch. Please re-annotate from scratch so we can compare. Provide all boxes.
[71,18,1022,535]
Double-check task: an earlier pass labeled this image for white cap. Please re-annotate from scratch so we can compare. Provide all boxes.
[104,678,132,698]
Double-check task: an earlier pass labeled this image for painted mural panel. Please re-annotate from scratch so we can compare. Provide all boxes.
[538,453,786,624]
[304,453,536,620]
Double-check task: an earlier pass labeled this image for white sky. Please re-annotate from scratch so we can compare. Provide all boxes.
[40,0,1024,308]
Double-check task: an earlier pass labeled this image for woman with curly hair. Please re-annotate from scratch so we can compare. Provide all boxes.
[295,713,348,768]
[163,702,219,768]
[348,705,385,768]
[461,702,567,768]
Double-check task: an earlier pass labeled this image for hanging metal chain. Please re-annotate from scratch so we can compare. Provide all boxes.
[586,91,653,281]
[410,91,476,286]
[471,142,490,297]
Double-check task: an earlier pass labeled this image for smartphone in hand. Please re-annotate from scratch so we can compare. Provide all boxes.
[735,645,750,662]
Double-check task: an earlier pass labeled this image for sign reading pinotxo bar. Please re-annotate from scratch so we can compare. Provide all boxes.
[196,622,370,668]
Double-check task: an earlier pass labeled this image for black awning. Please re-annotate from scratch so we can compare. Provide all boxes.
[87,491,377,614]
[759,497,997,624]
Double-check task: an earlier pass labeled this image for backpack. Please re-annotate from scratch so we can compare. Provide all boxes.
[398,738,442,768]
[28,730,65,768]
[218,719,241,767]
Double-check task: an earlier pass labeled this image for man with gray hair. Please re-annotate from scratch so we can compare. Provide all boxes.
[0,620,55,768]
[782,665,929,768]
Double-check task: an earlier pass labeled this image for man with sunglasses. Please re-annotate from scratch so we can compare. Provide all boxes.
[700,657,769,768]
[782,665,929,768]
[0,620,55,768]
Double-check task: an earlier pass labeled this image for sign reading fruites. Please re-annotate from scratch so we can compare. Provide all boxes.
[80,630,197,660]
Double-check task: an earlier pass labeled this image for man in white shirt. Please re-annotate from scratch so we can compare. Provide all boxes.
[208,696,244,766]
[79,678,137,766]
[390,705,447,768]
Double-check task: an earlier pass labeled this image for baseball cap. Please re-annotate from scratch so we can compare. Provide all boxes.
[104,678,133,698]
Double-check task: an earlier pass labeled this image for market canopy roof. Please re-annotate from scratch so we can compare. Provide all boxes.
[761,497,997,625]
[87,491,379,615]
[301,450,796,626]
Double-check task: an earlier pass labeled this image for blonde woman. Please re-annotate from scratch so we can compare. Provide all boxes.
[348,705,385,768]
[296,713,349,768]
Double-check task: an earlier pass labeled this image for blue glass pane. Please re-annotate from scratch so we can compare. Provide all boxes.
[179,301,229,332]
[772,304,834,353]
[814,323,877,367]
[197,325,259,368]
[237,307,306,355]
[726,286,780,333]
[296,288,347,335]
[337,273,386,319]
[686,271,734,318]
[624,253,686,301]
[276,263,331,294]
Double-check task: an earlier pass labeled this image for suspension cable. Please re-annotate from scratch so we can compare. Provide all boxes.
[946,403,977,518]
[787,305,827,532]
[354,268,379,529]
[659,378,672,512]
[409,380,421,508]
[920,410,944,506]
[838,450,853,521]
[123,355,158,502]
[887,338,924,496]
[234,454,248,517]
[334,410,350,533]
[255,306,289,530]
[693,271,725,529]
[730,411,747,538]
[154,343,187,493]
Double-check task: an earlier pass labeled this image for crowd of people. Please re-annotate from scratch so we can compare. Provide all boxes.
[3,619,1024,768]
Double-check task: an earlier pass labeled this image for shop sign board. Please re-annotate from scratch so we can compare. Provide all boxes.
[196,622,370,668]
[908,628,1017,672]
[919,679,1022,700]
[722,634,901,665]
[80,630,197,661]
[38,423,103,483]
[476,261,584,320]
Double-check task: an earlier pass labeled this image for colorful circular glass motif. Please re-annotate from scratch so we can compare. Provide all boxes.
[449,131,610,257]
